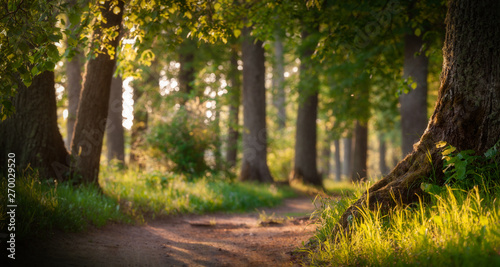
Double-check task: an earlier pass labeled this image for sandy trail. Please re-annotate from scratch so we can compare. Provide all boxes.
[13,196,317,267]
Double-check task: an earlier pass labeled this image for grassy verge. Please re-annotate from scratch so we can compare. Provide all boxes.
[100,168,296,220]
[1,168,295,240]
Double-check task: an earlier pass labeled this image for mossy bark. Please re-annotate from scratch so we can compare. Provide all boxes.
[335,0,500,235]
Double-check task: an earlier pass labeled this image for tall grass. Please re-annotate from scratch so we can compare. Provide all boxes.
[303,143,500,266]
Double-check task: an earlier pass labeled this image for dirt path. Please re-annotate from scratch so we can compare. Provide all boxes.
[16,196,317,266]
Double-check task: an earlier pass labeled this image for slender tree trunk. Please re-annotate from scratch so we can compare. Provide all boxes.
[273,31,286,129]
[226,46,241,168]
[0,71,69,180]
[400,33,429,156]
[379,133,389,176]
[214,107,222,170]
[70,0,124,184]
[335,0,500,235]
[179,38,196,100]
[66,51,83,150]
[291,29,321,186]
[321,139,331,179]
[334,139,342,181]
[342,137,353,178]
[129,87,148,167]
[351,121,368,182]
[239,27,274,183]
[106,75,125,166]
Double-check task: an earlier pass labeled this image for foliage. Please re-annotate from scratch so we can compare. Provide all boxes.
[303,147,500,266]
[0,170,129,241]
[99,167,296,219]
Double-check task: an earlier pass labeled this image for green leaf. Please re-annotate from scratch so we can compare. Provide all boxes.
[414,28,422,37]
[410,82,417,90]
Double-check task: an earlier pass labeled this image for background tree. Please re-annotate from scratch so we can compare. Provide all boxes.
[106,75,125,166]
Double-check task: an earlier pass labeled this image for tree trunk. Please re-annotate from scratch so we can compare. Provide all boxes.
[334,139,342,181]
[291,29,321,186]
[321,139,331,180]
[379,133,389,176]
[351,121,368,182]
[342,137,353,178]
[70,0,123,184]
[179,38,196,99]
[66,50,83,150]
[400,33,429,156]
[129,86,148,167]
[273,31,286,129]
[335,0,500,235]
[0,71,69,180]
[106,75,125,166]
[226,46,241,168]
[239,27,274,183]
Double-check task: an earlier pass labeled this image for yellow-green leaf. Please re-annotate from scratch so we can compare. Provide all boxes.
[415,28,422,37]
[234,29,241,38]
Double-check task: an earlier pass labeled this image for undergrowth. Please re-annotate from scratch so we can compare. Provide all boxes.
[304,142,500,266]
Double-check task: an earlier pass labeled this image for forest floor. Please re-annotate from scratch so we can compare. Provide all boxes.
[16,196,319,267]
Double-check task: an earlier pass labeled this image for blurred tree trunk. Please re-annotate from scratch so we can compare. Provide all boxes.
[291,28,321,186]
[321,139,331,179]
[179,38,196,100]
[351,121,368,182]
[226,46,241,168]
[272,30,286,129]
[106,75,125,166]
[70,0,123,184]
[65,50,83,150]
[342,137,353,178]
[379,133,389,176]
[0,71,69,180]
[400,33,429,156]
[239,27,274,183]
[129,87,148,167]
[335,0,500,234]
[334,139,342,181]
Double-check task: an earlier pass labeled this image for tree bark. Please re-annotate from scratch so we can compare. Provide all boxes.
[334,139,342,181]
[106,75,125,165]
[335,0,500,235]
[129,86,148,167]
[239,27,274,183]
[66,51,83,150]
[379,133,389,176]
[351,120,368,182]
[272,31,286,129]
[342,137,353,178]
[291,29,321,186]
[0,71,69,180]
[226,46,241,168]
[400,33,429,156]
[70,0,124,184]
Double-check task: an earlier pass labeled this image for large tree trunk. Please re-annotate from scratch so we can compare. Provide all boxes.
[70,0,123,184]
[342,137,353,178]
[291,29,321,186]
[351,120,368,182]
[272,31,286,129]
[400,33,429,156]
[106,75,125,165]
[65,51,83,150]
[334,139,342,181]
[226,46,241,168]
[239,27,274,183]
[0,71,69,180]
[335,0,500,234]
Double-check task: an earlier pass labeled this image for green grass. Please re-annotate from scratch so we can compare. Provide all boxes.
[99,168,296,219]
[303,181,500,266]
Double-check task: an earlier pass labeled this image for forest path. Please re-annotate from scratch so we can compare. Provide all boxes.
[18,196,319,266]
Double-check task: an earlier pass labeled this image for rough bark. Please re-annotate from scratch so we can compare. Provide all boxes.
[0,71,69,180]
[65,50,83,150]
[335,0,500,236]
[226,47,241,168]
[106,75,125,165]
[291,29,321,186]
[334,139,342,181]
[400,33,429,156]
[351,121,368,182]
[272,31,286,129]
[342,137,353,177]
[379,134,389,176]
[70,0,123,184]
[239,27,274,183]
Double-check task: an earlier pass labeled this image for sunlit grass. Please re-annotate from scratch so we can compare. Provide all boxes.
[304,182,500,266]
[99,167,296,219]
